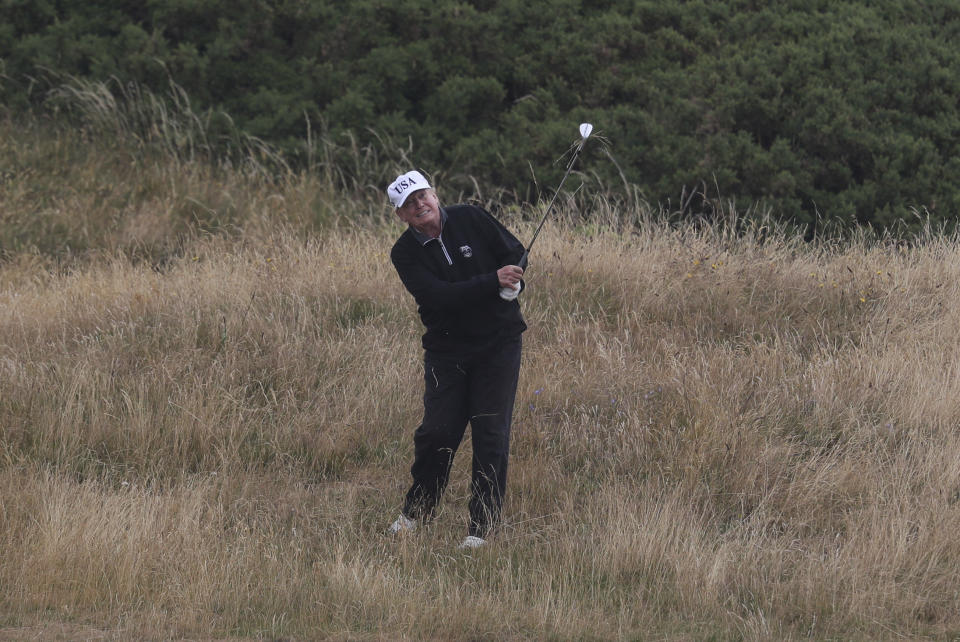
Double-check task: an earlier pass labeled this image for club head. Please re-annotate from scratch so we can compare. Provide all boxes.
[579,123,593,139]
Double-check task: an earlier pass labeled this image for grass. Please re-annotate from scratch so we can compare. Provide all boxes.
[3,92,960,639]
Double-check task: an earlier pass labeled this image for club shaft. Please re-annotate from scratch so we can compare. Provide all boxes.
[519,140,585,270]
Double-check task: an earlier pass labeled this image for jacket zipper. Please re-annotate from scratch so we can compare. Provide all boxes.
[437,236,453,266]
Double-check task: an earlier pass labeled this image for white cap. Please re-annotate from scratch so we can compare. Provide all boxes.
[387,170,432,208]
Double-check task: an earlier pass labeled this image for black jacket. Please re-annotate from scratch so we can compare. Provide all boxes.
[391,204,527,353]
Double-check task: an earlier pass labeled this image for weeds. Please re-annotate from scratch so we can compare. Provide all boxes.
[2,99,960,640]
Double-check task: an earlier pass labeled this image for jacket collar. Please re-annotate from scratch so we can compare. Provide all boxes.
[409,208,448,245]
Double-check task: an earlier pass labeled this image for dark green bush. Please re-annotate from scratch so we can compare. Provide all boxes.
[2,0,959,232]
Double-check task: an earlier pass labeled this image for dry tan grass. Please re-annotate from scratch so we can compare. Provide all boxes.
[3,119,960,640]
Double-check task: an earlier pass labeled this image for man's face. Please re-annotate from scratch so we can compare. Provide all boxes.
[395,188,441,233]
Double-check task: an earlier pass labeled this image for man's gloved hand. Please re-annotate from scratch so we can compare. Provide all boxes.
[497,264,523,301]
[499,282,521,301]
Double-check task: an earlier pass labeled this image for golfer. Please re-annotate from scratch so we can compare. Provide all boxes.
[387,169,526,549]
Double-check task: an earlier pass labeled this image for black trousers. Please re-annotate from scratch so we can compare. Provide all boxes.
[403,334,522,538]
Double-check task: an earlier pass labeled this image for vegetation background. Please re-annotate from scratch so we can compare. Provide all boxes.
[3,83,960,639]
[3,0,960,231]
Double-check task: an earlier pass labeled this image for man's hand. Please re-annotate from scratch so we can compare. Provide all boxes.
[497,265,523,288]
[499,282,521,301]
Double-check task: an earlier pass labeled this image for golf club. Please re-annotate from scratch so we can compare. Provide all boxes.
[518,122,593,270]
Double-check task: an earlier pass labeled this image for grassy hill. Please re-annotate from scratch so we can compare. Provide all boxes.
[2,116,960,639]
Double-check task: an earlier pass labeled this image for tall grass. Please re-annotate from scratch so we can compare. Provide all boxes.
[3,84,960,639]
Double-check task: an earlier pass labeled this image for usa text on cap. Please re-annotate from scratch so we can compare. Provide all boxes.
[388,170,432,208]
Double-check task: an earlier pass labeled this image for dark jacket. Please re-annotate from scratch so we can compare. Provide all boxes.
[391,204,527,353]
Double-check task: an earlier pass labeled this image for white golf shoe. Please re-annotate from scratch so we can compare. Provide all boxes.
[458,535,486,549]
[389,514,417,534]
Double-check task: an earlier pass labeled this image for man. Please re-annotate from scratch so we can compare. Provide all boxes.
[387,169,526,549]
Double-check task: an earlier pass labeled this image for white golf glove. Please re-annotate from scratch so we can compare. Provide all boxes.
[499,282,521,301]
